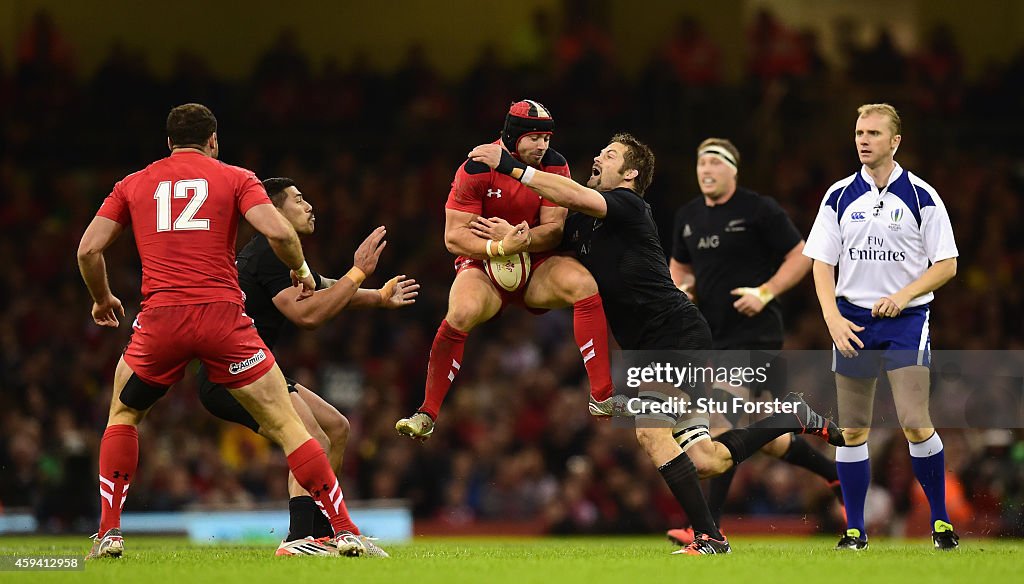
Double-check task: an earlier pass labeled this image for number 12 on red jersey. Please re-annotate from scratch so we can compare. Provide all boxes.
[154,179,210,232]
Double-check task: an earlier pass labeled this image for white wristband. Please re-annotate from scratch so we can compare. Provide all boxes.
[295,261,311,279]
[520,166,537,185]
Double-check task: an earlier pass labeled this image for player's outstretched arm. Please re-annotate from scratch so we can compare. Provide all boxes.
[245,203,315,298]
[271,226,395,328]
[346,275,420,309]
[468,144,608,218]
[77,216,126,327]
[526,206,566,251]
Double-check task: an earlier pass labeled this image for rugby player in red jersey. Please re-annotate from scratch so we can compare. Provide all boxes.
[78,104,368,558]
[396,100,625,441]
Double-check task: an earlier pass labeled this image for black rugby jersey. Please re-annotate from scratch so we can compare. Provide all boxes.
[563,187,705,350]
[671,187,801,348]
[236,234,324,350]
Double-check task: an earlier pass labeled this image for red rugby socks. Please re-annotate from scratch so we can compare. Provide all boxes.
[419,319,468,420]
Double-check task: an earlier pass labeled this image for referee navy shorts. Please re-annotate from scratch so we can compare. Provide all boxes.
[124,301,276,389]
[832,297,931,378]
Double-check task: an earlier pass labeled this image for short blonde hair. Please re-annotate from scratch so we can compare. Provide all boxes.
[857,103,901,136]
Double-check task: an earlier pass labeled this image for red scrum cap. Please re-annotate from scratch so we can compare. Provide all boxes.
[501,100,554,153]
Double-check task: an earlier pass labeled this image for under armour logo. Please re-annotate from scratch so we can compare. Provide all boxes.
[486,188,502,198]
[113,471,129,481]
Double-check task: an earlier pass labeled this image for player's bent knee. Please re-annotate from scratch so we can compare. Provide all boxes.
[634,426,671,455]
[324,412,350,448]
[684,440,723,478]
[445,302,488,331]
[559,268,599,301]
[761,433,791,458]
[634,426,656,449]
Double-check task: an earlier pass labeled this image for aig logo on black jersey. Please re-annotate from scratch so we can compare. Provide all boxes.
[697,235,720,249]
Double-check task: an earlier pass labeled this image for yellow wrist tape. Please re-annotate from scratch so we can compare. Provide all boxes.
[344,266,366,286]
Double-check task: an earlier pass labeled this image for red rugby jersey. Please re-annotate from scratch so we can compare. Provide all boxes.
[96,150,271,309]
[445,142,571,226]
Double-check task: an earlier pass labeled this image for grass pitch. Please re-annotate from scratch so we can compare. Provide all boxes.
[1,535,1019,584]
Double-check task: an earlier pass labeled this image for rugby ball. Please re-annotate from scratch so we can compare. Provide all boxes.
[485,251,532,292]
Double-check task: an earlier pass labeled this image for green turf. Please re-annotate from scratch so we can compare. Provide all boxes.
[0,535,1019,583]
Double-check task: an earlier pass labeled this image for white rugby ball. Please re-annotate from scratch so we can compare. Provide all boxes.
[485,251,532,292]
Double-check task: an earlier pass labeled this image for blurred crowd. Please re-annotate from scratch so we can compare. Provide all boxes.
[1,7,1024,537]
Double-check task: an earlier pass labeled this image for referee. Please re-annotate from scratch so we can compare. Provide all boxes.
[666,138,842,544]
[804,104,959,551]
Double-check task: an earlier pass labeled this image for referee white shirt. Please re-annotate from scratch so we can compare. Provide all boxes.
[803,162,958,309]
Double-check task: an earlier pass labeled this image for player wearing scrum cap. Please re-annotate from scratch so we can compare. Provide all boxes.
[469,133,845,555]
[665,138,842,547]
[396,100,624,442]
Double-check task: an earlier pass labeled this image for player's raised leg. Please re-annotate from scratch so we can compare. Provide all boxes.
[524,256,618,414]
[398,268,501,440]
[699,385,842,534]
[691,392,845,481]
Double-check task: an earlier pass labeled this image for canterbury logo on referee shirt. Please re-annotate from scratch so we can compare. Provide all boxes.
[229,349,267,374]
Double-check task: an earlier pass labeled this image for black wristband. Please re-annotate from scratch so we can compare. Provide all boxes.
[496,148,528,177]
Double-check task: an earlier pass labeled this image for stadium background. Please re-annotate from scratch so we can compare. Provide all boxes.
[1,0,1022,539]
